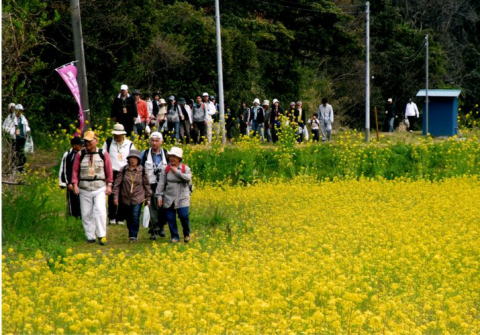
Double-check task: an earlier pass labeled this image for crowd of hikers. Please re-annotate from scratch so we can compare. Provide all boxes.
[112,84,336,144]
[59,127,192,244]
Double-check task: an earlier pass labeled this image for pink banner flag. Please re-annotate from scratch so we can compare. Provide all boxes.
[55,62,84,132]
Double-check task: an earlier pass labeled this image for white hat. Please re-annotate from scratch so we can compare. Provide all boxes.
[168,146,183,159]
[120,84,128,90]
[8,103,16,110]
[272,99,279,104]
[387,98,393,102]
[150,131,163,141]
[159,98,166,104]
[202,92,209,97]
[15,104,24,111]
[262,100,270,106]
[253,98,260,104]
[112,123,127,135]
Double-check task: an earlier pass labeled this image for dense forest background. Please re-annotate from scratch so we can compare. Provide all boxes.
[3,0,479,132]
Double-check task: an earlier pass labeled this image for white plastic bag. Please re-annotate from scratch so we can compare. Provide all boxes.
[145,125,151,134]
[142,205,150,228]
[24,135,34,153]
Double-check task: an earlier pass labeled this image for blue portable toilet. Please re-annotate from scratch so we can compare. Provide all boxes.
[416,89,461,136]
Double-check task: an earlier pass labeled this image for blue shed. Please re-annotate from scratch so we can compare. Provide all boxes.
[416,89,461,136]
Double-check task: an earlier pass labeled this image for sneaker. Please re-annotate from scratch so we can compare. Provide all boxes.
[184,236,191,243]
[129,237,137,243]
[98,237,107,246]
[87,239,96,243]
[117,220,126,225]
[109,219,116,225]
[171,238,179,243]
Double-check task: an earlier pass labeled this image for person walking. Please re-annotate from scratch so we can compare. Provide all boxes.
[318,98,334,141]
[202,92,217,143]
[166,96,181,141]
[192,95,207,144]
[134,90,149,136]
[59,136,84,218]
[384,98,397,132]
[239,102,251,136]
[308,113,321,142]
[178,98,193,143]
[250,98,265,140]
[262,100,272,142]
[103,123,135,225]
[294,101,307,143]
[156,147,193,243]
[2,104,31,171]
[156,98,168,135]
[113,150,151,242]
[405,98,419,132]
[141,132,169,240]
[111,84,137,136]
[71,131,113,245]
[270,99,283,143]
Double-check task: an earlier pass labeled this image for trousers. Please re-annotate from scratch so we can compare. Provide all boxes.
[79,186,107,240]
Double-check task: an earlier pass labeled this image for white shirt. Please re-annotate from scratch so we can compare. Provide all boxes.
[102,139,136,172]
[405,102,419,118]
[204,101,217,122]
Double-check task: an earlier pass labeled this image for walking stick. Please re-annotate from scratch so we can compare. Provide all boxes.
[374,106,380,141]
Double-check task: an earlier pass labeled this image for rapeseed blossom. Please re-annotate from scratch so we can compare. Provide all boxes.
[3,177,480,334]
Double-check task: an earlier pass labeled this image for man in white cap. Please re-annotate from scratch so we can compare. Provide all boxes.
[3,104,31,171]
[102,123,135,224]
[71,130,113,245]
[111,84,137,136]
[141,131,169,239]
[202,92,217,143]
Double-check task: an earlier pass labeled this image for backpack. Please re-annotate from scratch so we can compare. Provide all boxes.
[80,148,105,162]
[164,164,193,193]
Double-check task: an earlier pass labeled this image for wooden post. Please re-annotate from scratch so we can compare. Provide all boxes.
[374,106,379,141]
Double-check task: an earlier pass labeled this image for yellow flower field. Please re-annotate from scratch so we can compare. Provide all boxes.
[3,177,480,334]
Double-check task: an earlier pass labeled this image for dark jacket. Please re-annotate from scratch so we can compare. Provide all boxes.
[270,106,283,125]
[111,94,137,127]
[250,106,265,123]
[385,102,396,118]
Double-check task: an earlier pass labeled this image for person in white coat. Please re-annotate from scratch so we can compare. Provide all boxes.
[102,123,136,224]
[318,98,334,141]
[404,98,419,132]
[202,92,217,143]
[3,104,31,171]
[178,97,193,143]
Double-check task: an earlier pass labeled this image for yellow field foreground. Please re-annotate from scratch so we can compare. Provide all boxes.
[3,177,480,334]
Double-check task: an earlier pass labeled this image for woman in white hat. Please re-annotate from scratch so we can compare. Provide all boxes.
[155,147,193,243]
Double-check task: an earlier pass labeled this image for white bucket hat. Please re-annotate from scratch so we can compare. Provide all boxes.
[112,123,127,135]
[150,131,163,141]
[168,146,183,159]
[262,100,270,106]
[253,98,260,104]
[272,99,279,104]
[159,98,166,104]
[120,84,128,90]
[15,104,24,111]
[202,92,209,97]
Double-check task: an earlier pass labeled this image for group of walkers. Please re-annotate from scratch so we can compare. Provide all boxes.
[382,97,420,133]
[110,84,337,144]
[59,125,192,244]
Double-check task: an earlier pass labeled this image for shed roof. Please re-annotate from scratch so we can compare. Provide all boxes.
[416,89,461,98]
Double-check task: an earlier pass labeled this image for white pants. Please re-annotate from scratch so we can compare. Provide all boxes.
[206,120,213,143]
[79,186,107,240]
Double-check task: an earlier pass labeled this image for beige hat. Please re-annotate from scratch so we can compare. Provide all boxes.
[112,123,127,135]
[120,84,128,91]
[272,99,279,104]
[168,146,183,159]
[262,100,270,106]
[15,104,24,111]
[83,130,97,141]
[159,98,166,104]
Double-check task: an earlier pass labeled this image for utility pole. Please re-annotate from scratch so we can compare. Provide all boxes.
[214,0,226,144]
[425,34,429,135]
[71,0,90,131]
[365,1,370,142]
